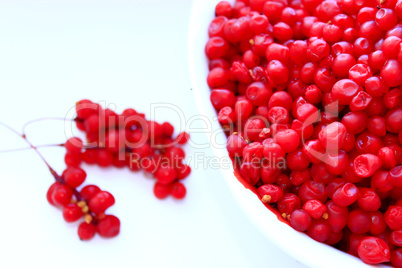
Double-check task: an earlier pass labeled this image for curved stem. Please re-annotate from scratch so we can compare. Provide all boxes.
[0,122,69,187]
[0,143,65,153]
[0,121,94,214]
[21,117,78,137]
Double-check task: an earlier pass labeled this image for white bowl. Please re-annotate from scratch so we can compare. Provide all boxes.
[187,1,378,267]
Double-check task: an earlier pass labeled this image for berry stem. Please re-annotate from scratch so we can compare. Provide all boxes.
[0,143,65,153]
[0,121,82,199]
[21,117,81,137]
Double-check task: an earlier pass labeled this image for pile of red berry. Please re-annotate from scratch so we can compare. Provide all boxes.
[206,0,402,266]
[45,100,191,240]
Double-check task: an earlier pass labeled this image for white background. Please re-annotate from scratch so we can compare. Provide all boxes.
[0,1,306,267]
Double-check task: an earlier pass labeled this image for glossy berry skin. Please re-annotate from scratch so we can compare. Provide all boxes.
[76,99,97,119]
[331,79,360,105]
[332,182,359,207]
[318,122,347,150]
[210,89,235,110]
[244,118,266,141]
[353,153,382,178]
[215,1,232,18]
[381,60,402,87]
[63,167,87,188]
[385,108,402,133]
[273,129,300,153]
[170,182,186,199]
[286,149,310,171]
[153,182,170,199]
[65,137,83,155]
[78,222,96,241]
[326,201,348,233]
[357,237,391,264]
[324,150,349,175]
[226,134,247,157]
[88,191,115,215]
[46,182,61,206]
[370,211,387,235]
[240,161,261,185]
[257,184,283,203]
[348,209,371,234]
[299,181,327,204]
[290,209,312,232]
[341,112,368,134]
[97,215,121,238]
[277,193,301,215]
[245,82,272,106]
[302,200,327,219]
[63,204,83,223]
[384,206,402,230]
[307,219,331,242]
[155,166,176,185]
[48,183,73,207]
[266,60,289,85]
[388,165,402,187]
[390,230,402,247]
[391,248,402,267]
[263,142,285,163]
[357,188,381,212]
[80,185,101,201]
[64,153,82,167]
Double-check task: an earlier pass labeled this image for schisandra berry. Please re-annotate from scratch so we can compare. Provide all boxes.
[80,185,101,201]
[97,215,121,238]
[206,1,402,263]
[154,182,170,199]
[65,137,83,155]
[63,167,87,188]
[47,183,73,207]
[63,203,83,223]
[5,98,192,243]
[170,182,187,199]
[88,191,115,215]
[357,237,391,264]
[78,222,97,241]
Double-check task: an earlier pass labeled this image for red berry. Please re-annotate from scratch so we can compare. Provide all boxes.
[318,122,347,150]
[273,129,300,153]
[97,215,120,238]
[384,206,402,230]
[170,182,186,199]
[307,219,331,242]
[51,184,73,207]
[65,137,83,155]
[63,167,87,188]
[153,182,170,199]
[302,199,327,219]
[76,99,96,119]
[88,191,115,215]
[63,203,83,223]
[155,166,176,185]
[290,209,312,232]
[80,185,101,201]
[357,237,391,264]
[78,222,96,241]
[354,154,383,178]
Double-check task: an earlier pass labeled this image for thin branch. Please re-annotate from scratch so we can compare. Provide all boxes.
[0,143,65,153]
[21,117,76,137]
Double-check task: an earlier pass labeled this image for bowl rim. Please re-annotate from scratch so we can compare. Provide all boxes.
[187,1,381,267]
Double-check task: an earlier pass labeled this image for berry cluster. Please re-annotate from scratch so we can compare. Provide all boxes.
[73,100,191,199]
[207,0,402,266]
[44,99,191,240]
